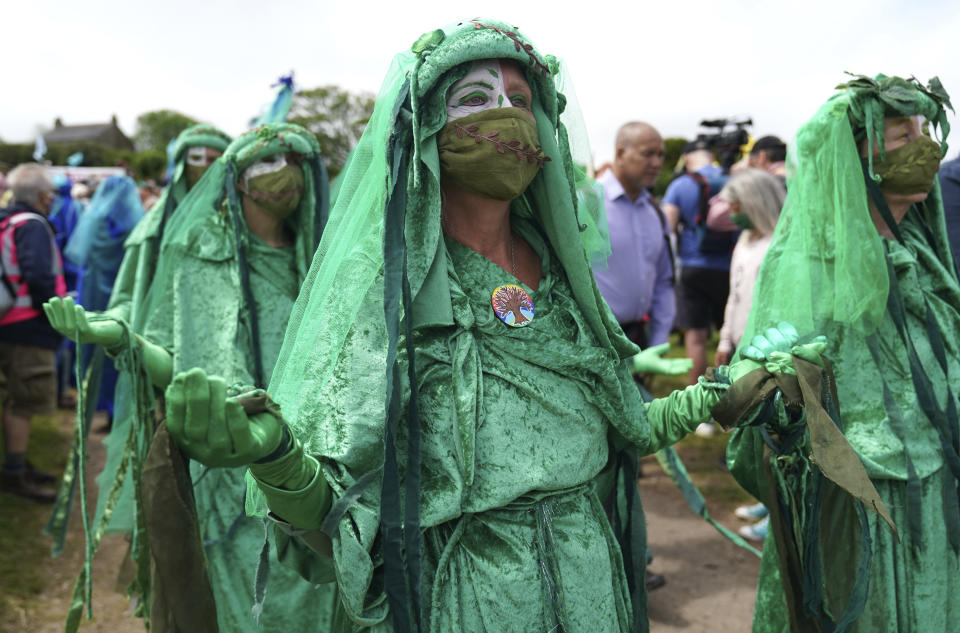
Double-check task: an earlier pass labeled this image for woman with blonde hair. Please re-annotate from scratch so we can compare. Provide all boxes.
[714,168,786,367]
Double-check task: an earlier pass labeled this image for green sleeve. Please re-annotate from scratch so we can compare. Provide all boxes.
[642,382,722,454]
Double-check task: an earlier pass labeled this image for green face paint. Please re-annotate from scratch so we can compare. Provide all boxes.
[875,135,941,195]
[437,108,547,201]
[731,212,755,230]
[244,164,304,219]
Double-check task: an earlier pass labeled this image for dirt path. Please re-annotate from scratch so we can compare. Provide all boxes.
[3,413,760,632]
[639,452,761,632]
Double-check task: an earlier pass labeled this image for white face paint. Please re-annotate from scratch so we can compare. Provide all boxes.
[243,153,288,188]
[186,146,211,167]
[446,60,518,120]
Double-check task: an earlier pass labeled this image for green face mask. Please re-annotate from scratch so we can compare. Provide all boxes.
[731,212,754,230]
[244,164,304,219]
[437,108,548,201]
[875,135,941,195]
[186,164,211,189]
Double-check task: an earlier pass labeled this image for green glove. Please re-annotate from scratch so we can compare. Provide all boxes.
[741,322,800,361]
[44,296,174,387]
[165,368,330,528]
[729,322,827,382]
[714,323,829,431]
[43,296,123,345]
[631,342,694,376]
[165,367,284,467]
[644,374,730,451]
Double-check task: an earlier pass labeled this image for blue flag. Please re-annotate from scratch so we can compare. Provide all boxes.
[250,73,296,127]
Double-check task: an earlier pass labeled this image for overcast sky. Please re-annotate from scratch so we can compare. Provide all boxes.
[6,0,960,164]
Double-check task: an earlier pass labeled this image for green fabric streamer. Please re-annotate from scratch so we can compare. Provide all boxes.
[654,447,762,558]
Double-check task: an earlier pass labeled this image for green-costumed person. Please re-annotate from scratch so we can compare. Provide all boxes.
[106,123,232,328]
[159,19,822,633]
[45,123,333,632]
[43,125,233,620]
[726,75,960,632]
[95,125,233,538]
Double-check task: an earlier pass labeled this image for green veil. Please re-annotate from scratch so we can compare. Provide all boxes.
[252,18,631,631]
[738,75,953,338]
[727,75,960,632]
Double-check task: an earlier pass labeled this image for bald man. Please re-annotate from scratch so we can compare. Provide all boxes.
[592,122,673,592]
[593,122,675,349]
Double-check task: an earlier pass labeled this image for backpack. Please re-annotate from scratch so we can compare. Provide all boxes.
[687,171,737,255]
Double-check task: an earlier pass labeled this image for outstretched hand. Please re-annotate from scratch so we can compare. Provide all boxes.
[165,367,283,467]
[43,296,123,345]
[632,342,694,376]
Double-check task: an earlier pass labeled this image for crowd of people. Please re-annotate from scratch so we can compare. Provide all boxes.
[2,16,960,633]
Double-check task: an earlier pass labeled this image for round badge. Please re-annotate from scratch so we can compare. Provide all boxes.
[491,284,535,327]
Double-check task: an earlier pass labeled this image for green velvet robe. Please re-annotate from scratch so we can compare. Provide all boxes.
[269,220,719,632]
[736,211,960,632]
[143,209,336,632]
[93,206,168,533]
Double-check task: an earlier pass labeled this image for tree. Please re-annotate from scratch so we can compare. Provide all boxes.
[653,137,689,197]
[132,149,167,182]
[287,85,375,178]
[133,110,198,153]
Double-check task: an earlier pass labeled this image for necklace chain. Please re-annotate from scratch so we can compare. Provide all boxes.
[510,232,516,277]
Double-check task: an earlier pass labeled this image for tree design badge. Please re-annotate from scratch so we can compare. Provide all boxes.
[491,284,535,327]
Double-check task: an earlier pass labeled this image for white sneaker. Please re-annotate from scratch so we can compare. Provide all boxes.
[735,502,769,521]
[738,516,769,542]
[694,422,716,437]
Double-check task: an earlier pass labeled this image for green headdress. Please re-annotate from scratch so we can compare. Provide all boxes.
[741,74,954,338]
[258,19,623,631]
[146,122,329,386]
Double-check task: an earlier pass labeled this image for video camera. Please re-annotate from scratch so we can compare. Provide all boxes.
[694,117,753,171]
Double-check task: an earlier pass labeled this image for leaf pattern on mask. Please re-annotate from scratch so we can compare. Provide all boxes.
[454,122,551,167]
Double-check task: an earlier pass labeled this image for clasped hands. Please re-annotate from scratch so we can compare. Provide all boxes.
[732,322,828,381]
[630,323,826,379]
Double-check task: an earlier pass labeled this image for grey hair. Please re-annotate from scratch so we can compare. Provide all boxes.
[720,168,785,237]
[8,163,54,208]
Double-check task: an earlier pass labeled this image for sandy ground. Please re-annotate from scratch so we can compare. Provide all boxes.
[640,454,761,633]
[3,414,760,633]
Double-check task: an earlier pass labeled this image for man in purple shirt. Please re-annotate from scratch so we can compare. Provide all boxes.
[593,122,676,592]
[593,121,675,349]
